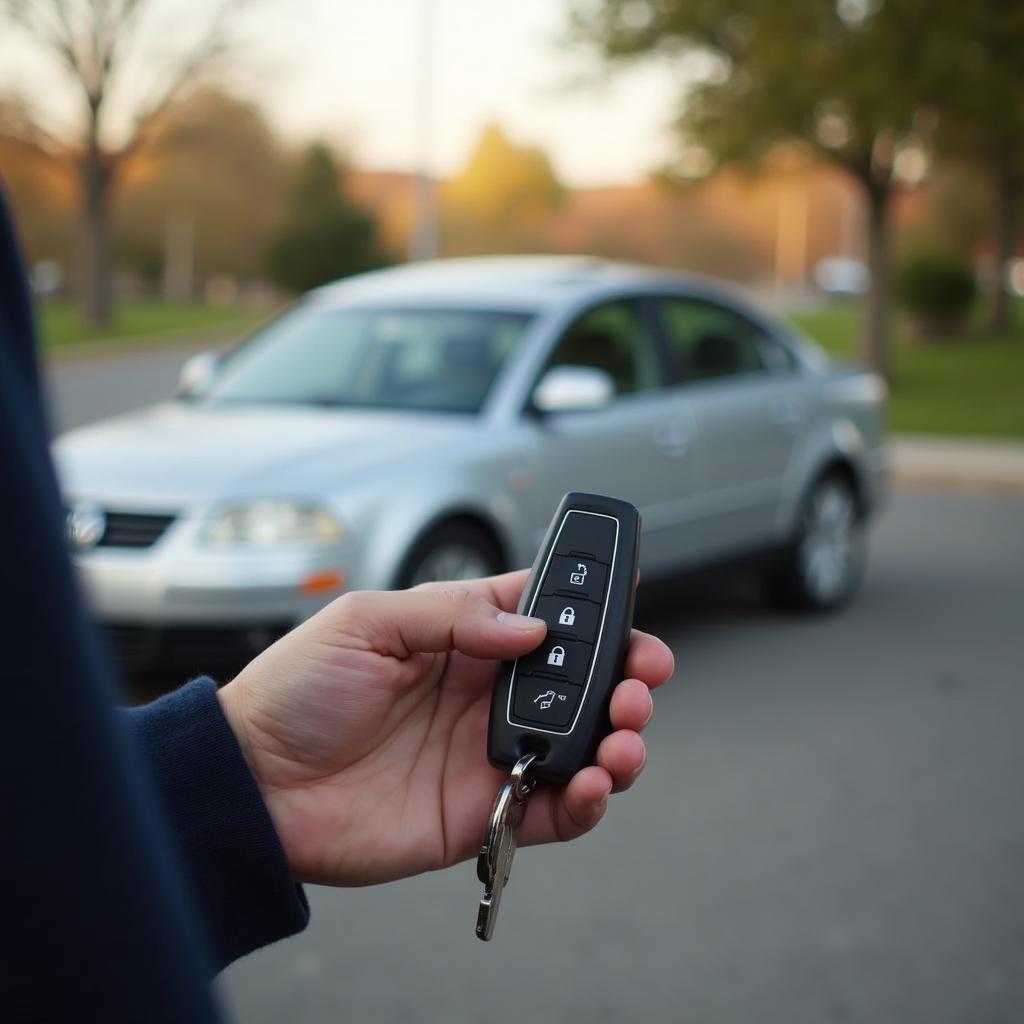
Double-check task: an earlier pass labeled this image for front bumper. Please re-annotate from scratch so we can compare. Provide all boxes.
[72,519,351,638]
[77,539,349,677]
[103,621,292,677]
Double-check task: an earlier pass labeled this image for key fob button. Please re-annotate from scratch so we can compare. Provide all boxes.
[533,595,602,645]
[517,638,593,687]
[512,678,583,728]
[553,510,617,565]
[541,555,608,604]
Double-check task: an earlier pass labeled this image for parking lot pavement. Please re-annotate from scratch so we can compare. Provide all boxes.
[218,488,1024,1024]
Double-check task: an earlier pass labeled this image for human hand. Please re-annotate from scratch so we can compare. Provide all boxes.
[217,570,674,886]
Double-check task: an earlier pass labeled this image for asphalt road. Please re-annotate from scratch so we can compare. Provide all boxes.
[46,342,215,433]
[47,350,1024,1024]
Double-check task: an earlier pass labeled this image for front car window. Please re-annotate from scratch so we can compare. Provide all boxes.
[544,300,662,397]
[657,298,797,385]
[202,306,533,414]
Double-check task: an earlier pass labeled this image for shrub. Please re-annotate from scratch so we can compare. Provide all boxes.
[267,144,387,294]
[896,252,976,336]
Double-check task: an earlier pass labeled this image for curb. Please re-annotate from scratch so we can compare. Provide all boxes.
[891,437,1024,497]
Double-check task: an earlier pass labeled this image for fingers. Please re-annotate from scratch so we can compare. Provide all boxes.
[520,765,613,846]
[609,678,654,732]
[414,568,529,614]
[624,629,675,689]
[330,586,546,660]
[519,723,649,847]
[414,576,676,687]
[595,729,646,792]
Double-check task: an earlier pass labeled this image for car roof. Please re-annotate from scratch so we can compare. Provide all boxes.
[306,255,748,314]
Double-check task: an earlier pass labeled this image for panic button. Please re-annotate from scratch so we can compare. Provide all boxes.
[553,510,617,564]
[541,555,607,604]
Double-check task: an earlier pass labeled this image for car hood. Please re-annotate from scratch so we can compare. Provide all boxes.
[54,402,478,508]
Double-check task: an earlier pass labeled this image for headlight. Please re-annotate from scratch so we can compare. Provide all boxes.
[203,500,344,546]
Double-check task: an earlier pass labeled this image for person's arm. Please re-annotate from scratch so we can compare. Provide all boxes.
[126,678,309,969]
[0,186,227,1022]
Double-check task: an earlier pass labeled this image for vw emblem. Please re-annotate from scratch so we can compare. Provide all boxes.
[66,502,106,550]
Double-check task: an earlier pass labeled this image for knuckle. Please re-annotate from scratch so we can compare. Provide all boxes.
[438,587,475,610]
[333,589,373,619]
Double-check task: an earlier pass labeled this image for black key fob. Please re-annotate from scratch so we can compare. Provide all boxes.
[487,492,641,785]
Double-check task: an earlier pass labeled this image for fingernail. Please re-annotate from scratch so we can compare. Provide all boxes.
[643,693,654,727]
[497,611,545,630]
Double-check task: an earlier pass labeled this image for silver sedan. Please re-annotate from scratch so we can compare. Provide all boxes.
[55,256,887,674]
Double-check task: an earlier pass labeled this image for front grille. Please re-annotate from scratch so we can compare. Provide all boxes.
[99,511,177,548]
[105,622,291,676]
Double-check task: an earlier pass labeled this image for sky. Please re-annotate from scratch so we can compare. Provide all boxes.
[0,0,689,188]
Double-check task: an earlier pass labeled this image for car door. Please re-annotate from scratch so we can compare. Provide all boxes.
[652,294,806,559]
[527,298,699,576]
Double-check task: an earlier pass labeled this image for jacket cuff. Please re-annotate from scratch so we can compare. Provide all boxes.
[127,677,309,968]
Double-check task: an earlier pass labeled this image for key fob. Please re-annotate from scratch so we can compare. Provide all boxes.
[487,492,641,785]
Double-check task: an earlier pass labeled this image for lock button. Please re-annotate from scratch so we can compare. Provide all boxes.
[516,637,593,688]
[533,595,601,644]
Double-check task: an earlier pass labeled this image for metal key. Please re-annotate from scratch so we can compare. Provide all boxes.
[475,752,536,941]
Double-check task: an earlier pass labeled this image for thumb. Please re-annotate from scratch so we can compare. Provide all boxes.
[328,587,547,660]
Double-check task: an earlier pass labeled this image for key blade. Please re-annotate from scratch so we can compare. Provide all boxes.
[476,887,501,941]
[476,826,516,941]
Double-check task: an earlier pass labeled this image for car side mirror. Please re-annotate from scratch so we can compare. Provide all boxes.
[176,350,220,397]
[532,365,614,414]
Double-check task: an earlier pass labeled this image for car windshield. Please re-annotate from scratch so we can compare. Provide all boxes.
[202,306,534,414]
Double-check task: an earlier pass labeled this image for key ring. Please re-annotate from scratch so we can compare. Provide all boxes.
[509,752,538,800]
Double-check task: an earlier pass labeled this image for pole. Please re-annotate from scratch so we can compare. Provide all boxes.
[408,0,438,261]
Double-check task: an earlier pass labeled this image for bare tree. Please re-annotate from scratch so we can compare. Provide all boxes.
[2,0,238,326]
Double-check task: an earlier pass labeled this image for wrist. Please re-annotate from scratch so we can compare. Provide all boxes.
[216,678,257,781]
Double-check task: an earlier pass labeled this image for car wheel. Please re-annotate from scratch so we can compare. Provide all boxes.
[397,520,504,588]
[764,472,867,611]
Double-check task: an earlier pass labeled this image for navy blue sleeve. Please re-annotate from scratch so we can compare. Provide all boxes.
[0,185,304,1021]
[127,678,310,969]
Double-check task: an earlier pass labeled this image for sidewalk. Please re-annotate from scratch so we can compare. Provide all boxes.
[891,435,1024,496]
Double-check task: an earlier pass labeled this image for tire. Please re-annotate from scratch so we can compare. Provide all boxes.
[763,471,867,612]
[396,519,504,589]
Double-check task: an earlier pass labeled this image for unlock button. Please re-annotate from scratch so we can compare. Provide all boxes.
[541,556,607,604]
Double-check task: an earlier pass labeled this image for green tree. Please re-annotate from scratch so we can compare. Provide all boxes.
[445,122,564,254]
[267,144,386,294]
[930,0,1024,332]
[117,89,290,289]
[1,0,241,326]
[569,0,949,377]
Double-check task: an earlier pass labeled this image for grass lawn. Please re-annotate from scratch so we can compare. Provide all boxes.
[790,302,1024,439]
[37,296,1023,438]
[39,299,271,351]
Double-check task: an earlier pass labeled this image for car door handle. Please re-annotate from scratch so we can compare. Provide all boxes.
[653,420,692,457]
